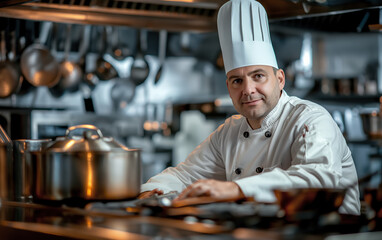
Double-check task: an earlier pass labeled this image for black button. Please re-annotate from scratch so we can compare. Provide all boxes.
[235,168,242,175]
[265,131,272,138]
[256,167,263,173]
[243,131,249,138]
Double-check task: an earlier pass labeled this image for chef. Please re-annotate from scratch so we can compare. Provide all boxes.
[139,0,360,215]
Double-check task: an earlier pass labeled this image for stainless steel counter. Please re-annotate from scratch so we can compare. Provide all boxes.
[0,200,374,240]
[0,200,230,239]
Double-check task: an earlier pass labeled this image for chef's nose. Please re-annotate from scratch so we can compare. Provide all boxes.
[243,78,256,96]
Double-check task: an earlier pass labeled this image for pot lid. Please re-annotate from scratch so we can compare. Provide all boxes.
[46,124,135,153]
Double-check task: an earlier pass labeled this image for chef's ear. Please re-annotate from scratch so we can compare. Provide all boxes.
[276,68,285,90]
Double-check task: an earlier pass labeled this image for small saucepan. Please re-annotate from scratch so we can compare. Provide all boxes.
[34,124,141,202]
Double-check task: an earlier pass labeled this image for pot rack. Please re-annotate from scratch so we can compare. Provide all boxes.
[0,0,381,32]
[0,0,224,32]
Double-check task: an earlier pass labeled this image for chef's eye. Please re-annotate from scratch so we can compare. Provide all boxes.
[232,78,242,84]
[253,73,266,81]
[254,74,264,79]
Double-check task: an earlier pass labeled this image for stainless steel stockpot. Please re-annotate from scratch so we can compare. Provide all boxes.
[35,124,141,201]
[13,139,52,202]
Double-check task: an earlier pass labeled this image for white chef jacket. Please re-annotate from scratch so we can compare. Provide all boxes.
[141,91,360,215]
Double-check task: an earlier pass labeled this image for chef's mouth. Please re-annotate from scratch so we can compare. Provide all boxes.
[242,98,263,105]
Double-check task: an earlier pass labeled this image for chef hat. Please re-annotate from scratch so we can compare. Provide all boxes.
[217,0,278,74]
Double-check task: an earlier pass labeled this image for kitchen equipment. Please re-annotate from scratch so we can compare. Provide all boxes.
[359,97,382,139]
[274,171,379,220]
[9,28,24,94]
[130,29,150,86]
[154,30,167,85]
[20,21,60,87]
[273,188,346,220]
[0,125,13,200]
[79,25,96,112]
[0,123,12,144]
[0,30,21,98]
[364,185,382,220]
[50,24,82,97]
[95,26,118,81]
[111,26,131,61]
[13,139,52,202]
[15,20,34,96]
[110,78,136,110]
[360,111,382,139]
[0,143,13,200]
[35,124,141,201]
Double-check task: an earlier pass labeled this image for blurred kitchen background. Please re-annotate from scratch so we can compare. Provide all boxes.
[0,0,382,187]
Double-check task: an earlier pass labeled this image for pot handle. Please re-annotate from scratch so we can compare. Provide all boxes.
[66,124,103,139]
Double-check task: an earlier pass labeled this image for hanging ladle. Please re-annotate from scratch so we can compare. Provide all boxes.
[95,26,118,81]
[50,24,83,97]
[20,21,60,87]
[0,29,21,98]
[111,26,131,61]
[130,29,150,86]
[154,30,167,85]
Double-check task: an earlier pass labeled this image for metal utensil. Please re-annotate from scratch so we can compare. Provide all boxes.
[130,29,150,86]
[50,24,83,97]
[78,25,96,112]
[20,21,60,87]
[0,30,21,98]
[9,28,24,94]
[35,124,141,201]
[110,77,136,110]
[16,19,34,96]
[13,139,51,202]
[274,171,379,220]
[154,30,167,85]
[0,124,12,144]
[111,26,131,61]
[359,96,382,139]
[0,124,13,200]
[0,142,13,200]
[95,26,118,81]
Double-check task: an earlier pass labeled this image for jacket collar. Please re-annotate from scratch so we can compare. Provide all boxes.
[245,90,288,131]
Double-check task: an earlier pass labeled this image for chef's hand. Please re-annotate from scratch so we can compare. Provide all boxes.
[137,188,164,199]
[173,179,245,201]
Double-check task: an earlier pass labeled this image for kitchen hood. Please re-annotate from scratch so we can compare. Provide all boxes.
[0,0,226,32]
[0,0,381,32]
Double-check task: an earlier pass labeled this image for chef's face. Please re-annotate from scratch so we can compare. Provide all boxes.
[226,65,285,129]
